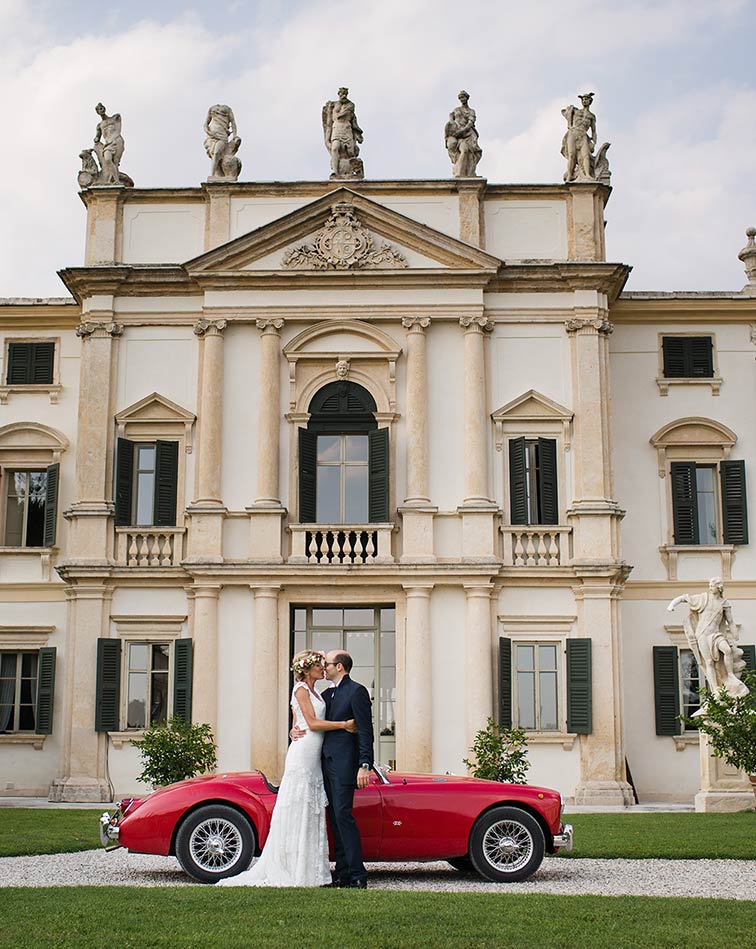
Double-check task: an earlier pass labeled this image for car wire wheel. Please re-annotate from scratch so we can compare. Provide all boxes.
[189,817,244,871]
[175,804,256,883]
[481,819,534,872]
[469,806,546,883]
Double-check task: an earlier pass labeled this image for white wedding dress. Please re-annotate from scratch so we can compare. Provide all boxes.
[217,681,331,887]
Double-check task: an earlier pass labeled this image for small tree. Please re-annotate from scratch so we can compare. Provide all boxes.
[685,670,756,777]
[132,716,217,788]
[464,717,530,784]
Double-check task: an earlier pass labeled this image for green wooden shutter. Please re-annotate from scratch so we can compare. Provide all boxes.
[537,438,559,525]
[35,647,56,735]
[741,644,755,673]
[670,461,698,545]
[153,440,179,527]
[31,342,55,384]
[509,437,528,525]
[662,337,686,378]
[298,428,317,523]
[6,343,32,384]
[368,427,390,523]
[689,337,713,377]
[653,645,681,736]
[566,639,592,734]
[95,638,121,732]
[499,637,512,728]
[114,438,135,527]
[173,639,193,722]
[720,460,748,545]
[43,463,59,547]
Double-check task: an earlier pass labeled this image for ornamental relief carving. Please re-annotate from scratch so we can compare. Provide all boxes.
[281,203,408,271]
[76,321,123,339]
[565,317,613,335]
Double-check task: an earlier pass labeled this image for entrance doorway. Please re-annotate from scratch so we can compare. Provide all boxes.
[291,605,396,767]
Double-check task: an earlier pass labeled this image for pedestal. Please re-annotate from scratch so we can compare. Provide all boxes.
[694,733,755,812]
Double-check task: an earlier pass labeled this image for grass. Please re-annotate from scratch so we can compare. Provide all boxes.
[1,809,755,859]
[1,889,754,949]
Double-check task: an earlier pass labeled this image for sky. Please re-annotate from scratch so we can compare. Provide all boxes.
[0,0,754,296]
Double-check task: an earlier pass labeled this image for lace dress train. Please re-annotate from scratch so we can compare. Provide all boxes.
[217,682,331,887]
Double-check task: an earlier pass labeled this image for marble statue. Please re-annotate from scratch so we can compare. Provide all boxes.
[668,578,750,703]
[738,228,756,293]
[204,104,242,181]
[77,103,133,188]
[561,93,611,184]
[322,88,364,180]
[444,90,482,178]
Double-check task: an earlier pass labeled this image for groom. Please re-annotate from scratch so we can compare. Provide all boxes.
[320,650,374,888]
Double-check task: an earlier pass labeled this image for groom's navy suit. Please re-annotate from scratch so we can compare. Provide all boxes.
[322,675,374,886]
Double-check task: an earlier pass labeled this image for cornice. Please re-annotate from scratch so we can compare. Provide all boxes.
[488,262,630,303]
[612,294,756,323]
[0,299,80,328]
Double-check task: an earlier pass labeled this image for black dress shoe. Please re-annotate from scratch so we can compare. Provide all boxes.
[344,879,368,889]
[330,876,349,888]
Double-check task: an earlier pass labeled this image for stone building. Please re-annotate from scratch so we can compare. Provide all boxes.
[1,173,754,806]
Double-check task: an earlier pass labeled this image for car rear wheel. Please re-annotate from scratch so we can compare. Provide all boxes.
[469,806,545,883]
[447,856,475,872]
[175,805,256,884]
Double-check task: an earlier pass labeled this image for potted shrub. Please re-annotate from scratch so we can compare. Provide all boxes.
[686,670,756,799]
[132,716,217,789]
[464,717,530,784]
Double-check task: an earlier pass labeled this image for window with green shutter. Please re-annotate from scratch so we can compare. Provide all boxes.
[35,647,57,735]
[498,637,512,728]
[508,437,559,526]
[566,639,592,734]
[3,469,58,548]
[670,459,748,546]
[662,337,714,378]
[653,645,681,736]
[173,639,193,722]
[95,639,121,732]
[114,439,178,528]
[6,342,55,385]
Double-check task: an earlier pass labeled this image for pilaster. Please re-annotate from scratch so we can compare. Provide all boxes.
[457,178,486,247]
[190,584,221,737]
[402,584,434,772]
[83,188,122,266]
[250,585,281,779]
[203,184,232,250]
[464,582,494,751]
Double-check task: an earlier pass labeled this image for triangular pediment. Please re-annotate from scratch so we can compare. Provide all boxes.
[116,392,196,424]
[492,389,573,422]
[184,188,502,275]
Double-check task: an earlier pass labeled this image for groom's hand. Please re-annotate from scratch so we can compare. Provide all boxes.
[356,768,370,789]
[289,726,307,741]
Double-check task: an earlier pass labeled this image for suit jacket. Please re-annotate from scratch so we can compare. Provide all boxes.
[322,675,374,778]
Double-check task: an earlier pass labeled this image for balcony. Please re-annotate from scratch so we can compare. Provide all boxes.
[115,527,186,567]
[289,524,394,565]
[501,525,572,567]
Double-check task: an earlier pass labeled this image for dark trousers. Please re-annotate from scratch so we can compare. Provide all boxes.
[322,756,366,883]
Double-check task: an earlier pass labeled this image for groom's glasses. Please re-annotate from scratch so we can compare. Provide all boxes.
[324,661,337,667]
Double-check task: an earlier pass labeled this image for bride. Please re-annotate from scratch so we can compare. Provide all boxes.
[217,650,355,887]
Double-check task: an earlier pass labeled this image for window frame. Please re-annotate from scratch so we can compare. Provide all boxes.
[315,433,370,524]
[512,640,562,733]
[121,640,172,731]
[669,458,747,547]
[0,338,62,405]
[0,627,55,747]
[0,650,39,733]
[656,332,721,395]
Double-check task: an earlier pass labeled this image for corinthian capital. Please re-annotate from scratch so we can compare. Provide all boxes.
[194,318,228,337]
[75,321,123,339]
[565,317,614,336]
[459,315,494,333]
[255,318,285,334]
[401,316,431,331]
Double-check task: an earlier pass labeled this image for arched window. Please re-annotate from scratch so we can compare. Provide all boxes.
[298,381,389,524]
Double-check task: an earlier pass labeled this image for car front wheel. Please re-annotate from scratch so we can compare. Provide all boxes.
[469,806,545,883]
[175,805,256,883]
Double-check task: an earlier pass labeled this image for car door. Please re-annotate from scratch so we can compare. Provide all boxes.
[377,775,472,860]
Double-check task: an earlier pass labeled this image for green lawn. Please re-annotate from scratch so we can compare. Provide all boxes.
[1,808,755,859]
[0,889,753,949]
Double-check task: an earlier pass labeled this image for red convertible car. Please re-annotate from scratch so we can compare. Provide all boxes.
[99,765,573,884]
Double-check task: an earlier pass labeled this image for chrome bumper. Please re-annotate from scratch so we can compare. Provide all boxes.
[98,811,122,850]
[553,823,574,853]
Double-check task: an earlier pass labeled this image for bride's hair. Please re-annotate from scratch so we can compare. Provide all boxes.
[291,649,325,681]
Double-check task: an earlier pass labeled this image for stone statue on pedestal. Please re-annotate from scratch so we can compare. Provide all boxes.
[204,104,242,181]
[77,103,133,188]
[444,90,482,178]
[738,228,756,294]
[322,88,364,180]
[668,578,749,703]
[561,93,611,185]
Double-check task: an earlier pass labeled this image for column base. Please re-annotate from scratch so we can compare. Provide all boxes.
[398,505,437,563]
[246,505,286,562]
[457,503,499,561]
[185,506,226,563]
[48,777,112,803]
[573,780,635,807]
[694,789,755,813]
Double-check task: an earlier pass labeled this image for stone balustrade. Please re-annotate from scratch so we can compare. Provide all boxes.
[501,525,572,567]
[288,524,394,565]
[115,527,186,567]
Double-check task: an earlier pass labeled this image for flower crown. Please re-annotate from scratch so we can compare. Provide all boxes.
[291,650,325,676]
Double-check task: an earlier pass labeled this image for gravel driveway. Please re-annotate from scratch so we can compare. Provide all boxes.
[1,850,755,899]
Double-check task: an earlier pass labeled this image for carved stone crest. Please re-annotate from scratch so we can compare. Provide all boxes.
[281,203,408,270]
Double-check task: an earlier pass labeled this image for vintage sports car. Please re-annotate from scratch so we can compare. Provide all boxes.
[99,765,573,884]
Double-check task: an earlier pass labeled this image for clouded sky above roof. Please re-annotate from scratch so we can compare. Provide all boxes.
[1,0,754,296]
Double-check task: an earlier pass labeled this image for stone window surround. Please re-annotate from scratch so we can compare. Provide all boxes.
[651,417,739,580]
[107,614,187,747]
[0,336,63,405]
[0,624,55,750]
[498,613,578,749]
[656,331,722,396]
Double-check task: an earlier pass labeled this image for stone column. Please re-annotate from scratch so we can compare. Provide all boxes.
[457,178,486,247]
[203,183,232,250]
[458,317,497,560]
[250,585,281,779]
[191,584,222,737]
[402,584,434,772]
[399,318,436,562]
[83,188,121,266]
[186,318,227,562]
[464,583,494,750]
[66,319,122,563]
[247,320,286,562]
[49,582,112,802]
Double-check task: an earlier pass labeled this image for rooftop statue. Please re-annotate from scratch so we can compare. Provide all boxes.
[668,578,750,705]
[322,87,364,180]
[204,104,242,182]
[77,103,133,189]
[738,227,756,294]
[561,92,611,185]
[445,90,482,178]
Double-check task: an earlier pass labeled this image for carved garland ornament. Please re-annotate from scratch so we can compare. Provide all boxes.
[281,203,408,271]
